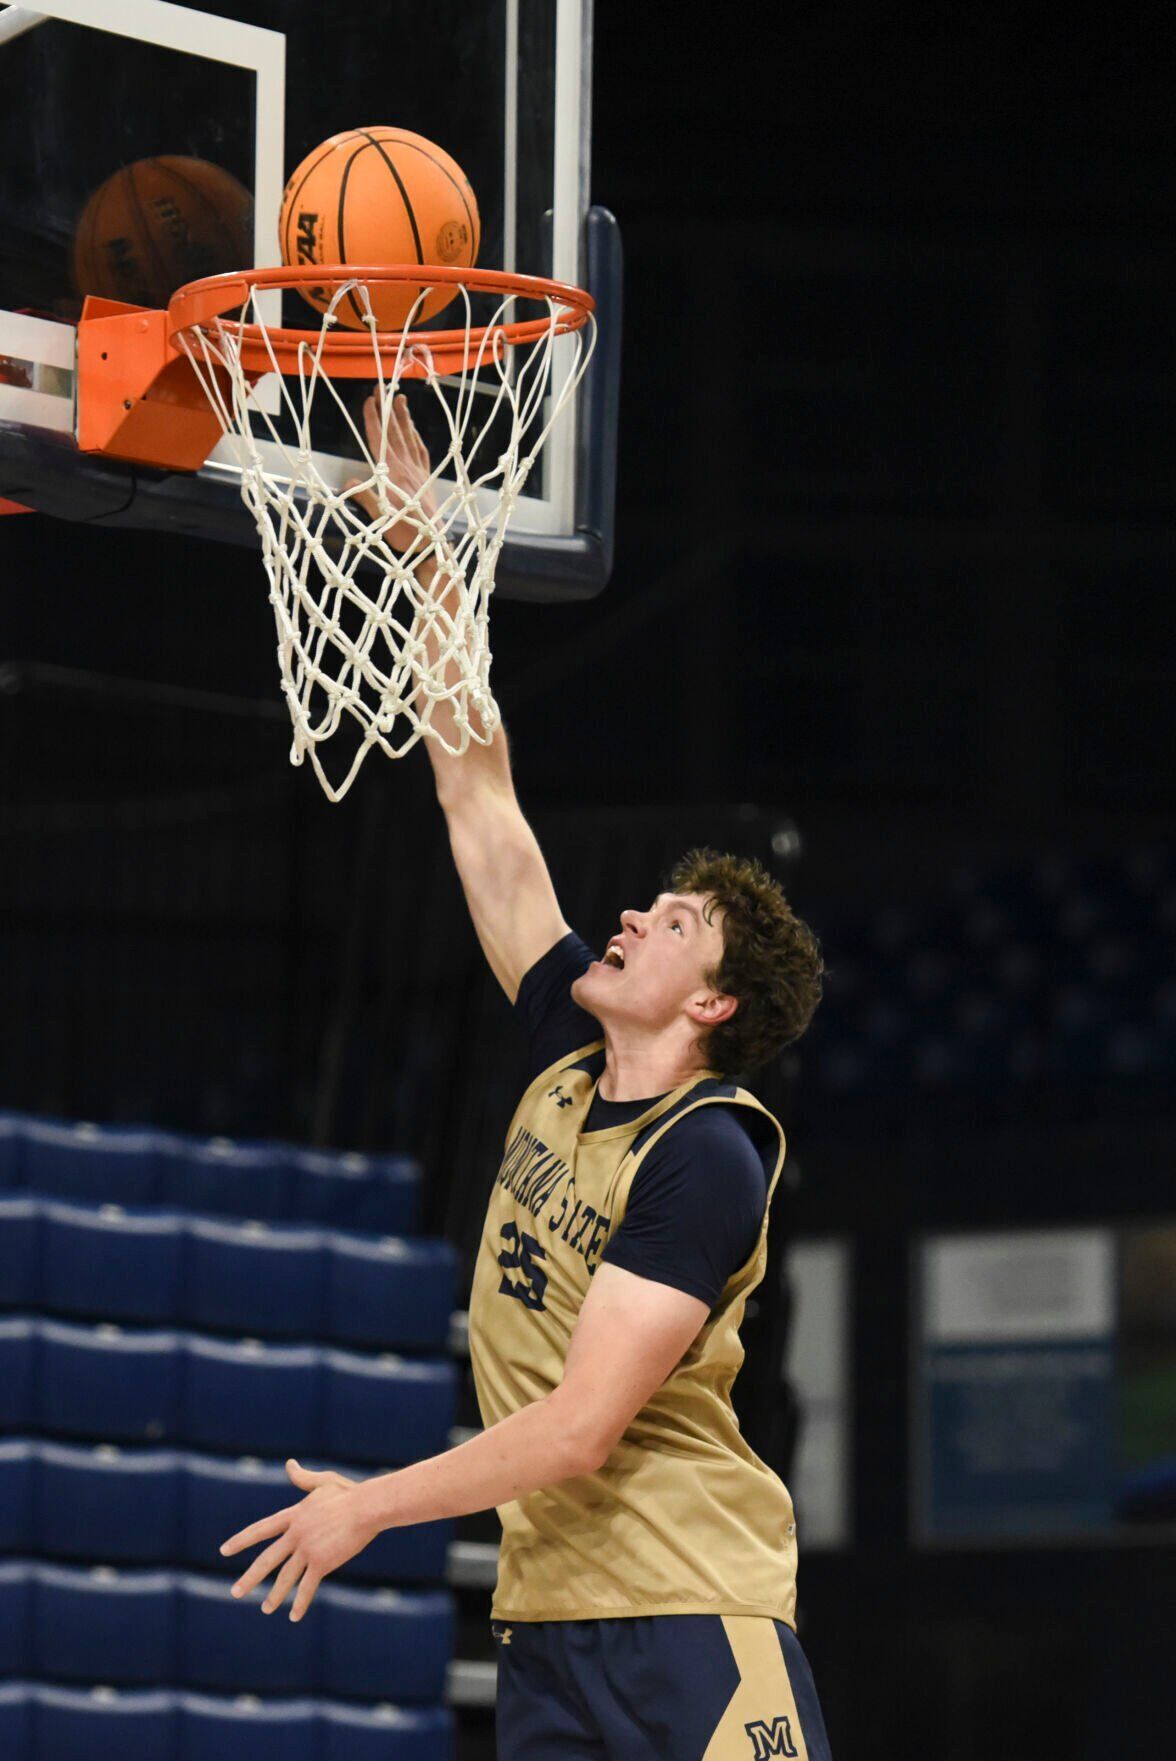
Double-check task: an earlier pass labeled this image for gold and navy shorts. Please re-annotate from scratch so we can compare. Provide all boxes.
[492,1613,833,1760]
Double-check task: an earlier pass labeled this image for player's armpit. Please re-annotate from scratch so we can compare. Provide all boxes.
[548,1261,710,1469]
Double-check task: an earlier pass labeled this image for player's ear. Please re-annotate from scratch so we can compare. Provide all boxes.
[687,990,737,1026]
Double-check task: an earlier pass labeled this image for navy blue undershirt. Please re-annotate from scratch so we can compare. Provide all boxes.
[514,932,768,1307]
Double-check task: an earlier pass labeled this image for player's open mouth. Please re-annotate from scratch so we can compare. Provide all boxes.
[600,941,625,970]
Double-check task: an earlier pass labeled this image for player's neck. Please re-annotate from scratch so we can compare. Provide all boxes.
[596,1027,709,1103]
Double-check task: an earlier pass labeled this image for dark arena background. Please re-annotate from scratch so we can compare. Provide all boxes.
[2,7,1174,1760]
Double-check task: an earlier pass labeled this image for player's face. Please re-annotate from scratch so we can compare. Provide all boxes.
[572,891,728,1035]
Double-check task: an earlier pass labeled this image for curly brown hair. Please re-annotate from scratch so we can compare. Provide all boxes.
[666,847,825,1076]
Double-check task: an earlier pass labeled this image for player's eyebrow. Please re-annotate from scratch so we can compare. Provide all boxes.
[653,893,702,928]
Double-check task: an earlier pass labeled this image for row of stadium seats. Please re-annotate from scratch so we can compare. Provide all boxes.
[0,1195,456,1351]
[0,1439,451,1584]
[805,845,1175,1099]
[0,1560,452,1701]
[0,1112,462,1741]
[0,1317,454,1466]
[0,1116,419,1235]
[0,1682,452,1761]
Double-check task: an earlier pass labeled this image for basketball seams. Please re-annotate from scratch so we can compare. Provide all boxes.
[380,136,479,259]
[338,139,381,324]
[356,130,425,263]
[280,137,340,268]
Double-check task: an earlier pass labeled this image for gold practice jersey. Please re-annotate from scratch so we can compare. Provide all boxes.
[467,1034,800,1628]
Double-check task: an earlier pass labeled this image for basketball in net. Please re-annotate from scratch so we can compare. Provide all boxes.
[278,127,481,329]
[170,261,596,803]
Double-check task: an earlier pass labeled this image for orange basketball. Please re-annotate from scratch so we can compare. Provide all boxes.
[278,127,480,330]
[73,157,253,309]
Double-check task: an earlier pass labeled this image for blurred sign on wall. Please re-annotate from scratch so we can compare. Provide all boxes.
[912,1223,1176,1543]
[786,1238,852,1549]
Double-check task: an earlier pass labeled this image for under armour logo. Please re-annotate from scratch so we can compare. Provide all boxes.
[548,1085,574,1108]
[745,1716,798,1759]
[492,1623,513,1644]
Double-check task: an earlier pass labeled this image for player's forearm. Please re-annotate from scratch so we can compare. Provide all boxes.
[426,707,514,811]
[351,1392,599,1531]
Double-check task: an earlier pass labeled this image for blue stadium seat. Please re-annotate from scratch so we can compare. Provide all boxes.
[319,1581,454,1702]
[32,1683,178,1761]
[322,1347,455,1465]
[342,1509,454,1588]
[0,1318,36,1431]
[21,1121,168,1206]
[186,1215,327,1341]
[0,1197,40,1309]
[288,1147,420,1236]
[32,1559,177,1684]
[326,1232,457,1352]
[0,1441,34,1551]
[38,1442,181,1564]
[0,1687,455,1761]
[180,1569,318,1695]
[0,1562,33,1675]
[39,1319,180,1444]
[166,1138,294,1224]
[0,1682,33,1759]
[322,1698,454,1761]
[41,1202,183,1325]
[178,1691,319,1761]
[184,1336,320,1459]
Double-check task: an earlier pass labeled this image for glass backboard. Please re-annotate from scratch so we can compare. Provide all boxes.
[0,0,619,600]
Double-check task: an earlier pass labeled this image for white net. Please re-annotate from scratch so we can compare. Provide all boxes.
[176,278,595,801]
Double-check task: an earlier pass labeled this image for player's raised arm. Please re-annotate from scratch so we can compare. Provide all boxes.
[357,391,570,1001]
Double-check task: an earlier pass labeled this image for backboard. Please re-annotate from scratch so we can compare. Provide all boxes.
[0,0,619,600]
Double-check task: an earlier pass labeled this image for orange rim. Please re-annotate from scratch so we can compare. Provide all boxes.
[167,264,595,378]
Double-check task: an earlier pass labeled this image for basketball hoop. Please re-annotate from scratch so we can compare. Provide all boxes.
[167,264,596,802]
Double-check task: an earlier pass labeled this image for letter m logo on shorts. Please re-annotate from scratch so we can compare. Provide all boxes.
[745,1715,799,1759]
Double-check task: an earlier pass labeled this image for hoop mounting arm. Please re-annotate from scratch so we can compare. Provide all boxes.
[77,297,236,470]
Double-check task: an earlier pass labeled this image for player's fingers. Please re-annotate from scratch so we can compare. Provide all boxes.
[390,391,411,440]
[361,389,379,437]
[220,1510,293,1558]
[261,1551,304,1615]
[403,403,427,457]
[230,1534,294,1599]
[290,1565,323,1623]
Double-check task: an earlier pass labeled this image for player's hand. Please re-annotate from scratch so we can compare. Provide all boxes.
[347,390,439,551]
[219,1458,379,1623]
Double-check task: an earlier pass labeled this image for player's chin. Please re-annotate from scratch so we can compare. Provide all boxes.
[570,966,599,1003]
[571,963,613,1007]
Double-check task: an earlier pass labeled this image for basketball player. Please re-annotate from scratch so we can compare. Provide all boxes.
[220,394,834,1761]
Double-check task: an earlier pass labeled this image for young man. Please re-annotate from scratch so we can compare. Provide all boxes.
[219,396,833,1760]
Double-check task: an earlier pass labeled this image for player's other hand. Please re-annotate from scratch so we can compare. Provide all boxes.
[219,1458,378,1624]
[346,390,439,551]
